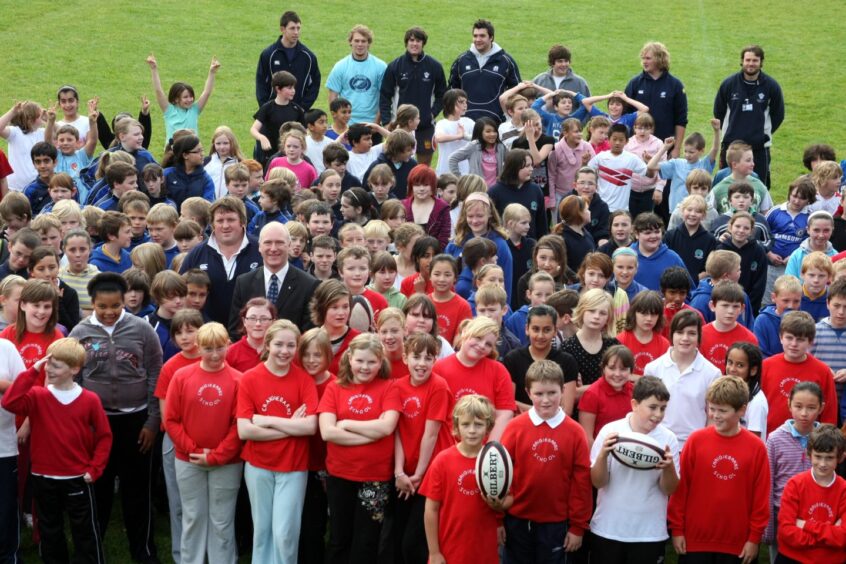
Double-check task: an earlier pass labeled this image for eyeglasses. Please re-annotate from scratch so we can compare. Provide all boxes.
[244,316,273,324]
[189,148,204,154]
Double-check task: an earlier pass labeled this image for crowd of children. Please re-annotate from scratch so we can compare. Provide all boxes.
[1,14,846,564]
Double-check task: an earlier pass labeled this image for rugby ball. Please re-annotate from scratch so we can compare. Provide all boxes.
[610,432,665,470]
[475,441,513,500]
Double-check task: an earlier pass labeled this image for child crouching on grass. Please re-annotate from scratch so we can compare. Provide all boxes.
[2,338,112,564]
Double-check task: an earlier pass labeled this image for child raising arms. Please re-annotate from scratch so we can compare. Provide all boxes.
[147,53,220,142]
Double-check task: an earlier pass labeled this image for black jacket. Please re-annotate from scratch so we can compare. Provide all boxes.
[379,51,447,125]
[256,37,321,110]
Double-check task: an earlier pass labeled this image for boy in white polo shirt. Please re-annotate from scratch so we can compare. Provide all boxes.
[643,309,721,449]
[590,376,680,563]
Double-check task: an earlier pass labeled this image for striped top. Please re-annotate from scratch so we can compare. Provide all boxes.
[60,264,99,312]
[810,317,846,401]
[764,421,815,542]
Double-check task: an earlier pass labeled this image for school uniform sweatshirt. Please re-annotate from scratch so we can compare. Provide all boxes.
[500,410,591,531]
[668,426,770,555]
[753,305,785,358]
[777,470,846,563]
[717,238,768,313]
[761,354,838,434]
[1,367,112,480]
[631,242,691,291]
[164,363,242,466]
[487,180,548,241]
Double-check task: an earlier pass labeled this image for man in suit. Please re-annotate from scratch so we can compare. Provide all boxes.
[229,221,320,339]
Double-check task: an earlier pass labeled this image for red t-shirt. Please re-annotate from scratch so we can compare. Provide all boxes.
[308,376,332,472]
[400,272,433,298]
[430,293,472,345]
[699,323,758,373]
[361,288,388,322]
[500,413,592,530]
[1,325,64,372]
[225,336,262,373]
[317,377,402,481]
[577,377,634,438]
[616,330,670,375]
[662,304,704,340]
[0,148,12,179]
[434,354,517,411]
[777,470,846,563]
[761,353,838,434]
[164,363,242,465]
[668,426,770,554]
[394,374,454,476]
[237,363,319,472]
[390,357,409,380]
[418,445,500,564]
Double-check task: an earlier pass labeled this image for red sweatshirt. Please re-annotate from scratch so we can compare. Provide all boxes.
[668,426,770,555]
[777,470,846,563]
[616,330,670,375]
[699,322,758,373]
[1,367,112,480]
[500,412,592,532]
[430,292,472,345]
[761,354,838,435]
[164,363,243,466]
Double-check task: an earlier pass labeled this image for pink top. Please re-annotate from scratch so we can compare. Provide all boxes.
[547,139,596,196]
[481,148,498,186]
[266,157,318,189]
[624,134,665,193]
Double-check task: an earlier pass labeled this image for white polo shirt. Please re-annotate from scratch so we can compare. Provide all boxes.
[643,349,720,449]
[590,415,680,542]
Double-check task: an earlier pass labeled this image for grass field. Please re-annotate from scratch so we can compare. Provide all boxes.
[3,1,846,202]
[1,1,833,560]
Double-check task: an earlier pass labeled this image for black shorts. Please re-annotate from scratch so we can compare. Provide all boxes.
[415,123,435,156]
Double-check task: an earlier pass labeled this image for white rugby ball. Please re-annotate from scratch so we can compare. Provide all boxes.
[611,432,664,470]
[475,441,513,500]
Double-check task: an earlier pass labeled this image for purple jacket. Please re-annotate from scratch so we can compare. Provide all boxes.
[404,196,451,251]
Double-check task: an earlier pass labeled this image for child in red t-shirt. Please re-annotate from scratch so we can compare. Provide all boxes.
[296,328,335,564]
[761,310,838,435]
[669,376,770,562]
[237,320,318,564]
[400,236,439,298]
[429,254,472,345]
[152,309,203,563]
[434,316,517,441]
[393,333,454,563]
[660,266,702,340]
[420,395,502,564]
[578,345,635,447]
[1,338,111,564]
[317,333,401,563]
[616,290,670,375]
[312,279,360,375]
[164,322,243,564]
[500,360,592,562]
[699,280,758,373]
[378,307,409,379]
[338,245,388,328]
[776,424,846,563]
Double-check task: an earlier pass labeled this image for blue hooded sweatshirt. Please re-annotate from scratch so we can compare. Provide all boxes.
[89,245,132,274]
[164,165,215,210]
[504,305,530,347]
[688,277,755,329]
[632,242,692,291]
[753,305,785,358]
[801,290,829,322]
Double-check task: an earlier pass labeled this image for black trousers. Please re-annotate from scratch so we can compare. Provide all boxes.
[680,552,751,564]
[96,411,158,562]
[33,475,104,564]
[325,476,386,564]
[298,471,328,564]
[391,492,427,564]
[0,456,19,564]
[629,190,656,221]
[589,534,665,564]
[503,515,568,564]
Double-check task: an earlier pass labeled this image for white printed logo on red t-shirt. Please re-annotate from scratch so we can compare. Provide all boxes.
[808,502,835,523]
[531,437,559,463]
[711,454,739,481]
[402,396,422,418]
[197,383,223,407]
[706,343,729,367]
[456,468,479,496]
[778,377,802,398]
[261,395,293,415]
[348,393,374,415]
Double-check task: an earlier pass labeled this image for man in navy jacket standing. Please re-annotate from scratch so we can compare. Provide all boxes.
[713,44,784,188]
[448,19,520,123]
[380,26,447,165]
[180,197,262,326]
[255,11,321,110]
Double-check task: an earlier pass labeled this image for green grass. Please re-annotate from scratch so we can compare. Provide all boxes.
[2,1,837,560]
[3,0,846,202]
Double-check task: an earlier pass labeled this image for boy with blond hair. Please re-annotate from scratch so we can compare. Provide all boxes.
[2,338,112,564]
[663,194,716,282]
[666,168,719,231]
[502,203,535,296]
[754,274,803,358]
[807,160,842,214]
[689,250,755,329]
[708,141,774,215]
[799,251,834,321]
[147,203,180,267]
[363,219,391,255]
[475,283,521,360]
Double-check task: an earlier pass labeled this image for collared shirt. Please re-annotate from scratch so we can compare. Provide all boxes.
[786,419,819,450]
[89,309,126,336]
[263,263,289,299]
[528,406,565,429]
[207,230,250,281]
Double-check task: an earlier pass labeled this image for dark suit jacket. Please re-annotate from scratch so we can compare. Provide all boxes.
[229,265,320,339]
